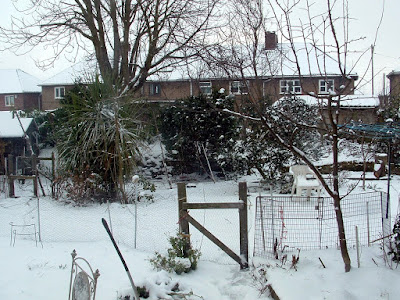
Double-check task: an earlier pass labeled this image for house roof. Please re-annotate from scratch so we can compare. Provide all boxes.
[279,94,379,108]
[0,69,41,94]
[0,111,33,138]
[41,61,98,86]
[41,42,357,85]
[262,43,353,78]
[148,43,358,81]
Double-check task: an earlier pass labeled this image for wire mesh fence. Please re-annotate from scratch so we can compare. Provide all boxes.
[4,178,387,265]
[0,178,242,265]
[253,192,391,259]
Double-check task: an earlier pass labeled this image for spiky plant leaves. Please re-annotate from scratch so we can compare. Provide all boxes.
[55,76,145,201]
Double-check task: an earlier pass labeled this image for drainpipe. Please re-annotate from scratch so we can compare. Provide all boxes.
[38,93,42,111]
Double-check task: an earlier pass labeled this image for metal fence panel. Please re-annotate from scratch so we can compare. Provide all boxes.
[254,192,389,259]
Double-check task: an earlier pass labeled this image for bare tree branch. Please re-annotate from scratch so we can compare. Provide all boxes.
[0,0,220,92]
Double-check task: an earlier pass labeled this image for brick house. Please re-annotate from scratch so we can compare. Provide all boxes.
[40,62,93,111]
[0,69,41,111]
[40,34,364,117]
[139,34,359,109]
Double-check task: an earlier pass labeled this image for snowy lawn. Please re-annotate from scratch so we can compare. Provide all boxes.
[1,173,400,299]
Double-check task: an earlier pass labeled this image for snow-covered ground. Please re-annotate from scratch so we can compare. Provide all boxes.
[1,171,400,299]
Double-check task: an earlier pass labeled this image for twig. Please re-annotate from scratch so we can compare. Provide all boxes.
[371,233,395,244]
[319,257,326,268]
[372,258,378,266]
[167,290,204,299]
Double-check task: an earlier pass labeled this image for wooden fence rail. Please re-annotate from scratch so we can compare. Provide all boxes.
[6,153,55,198]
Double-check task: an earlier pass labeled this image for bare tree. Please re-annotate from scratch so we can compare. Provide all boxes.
[0,0,219,92]
[210,0,382,272]
[199,0,268,99]
[268,0,380,273]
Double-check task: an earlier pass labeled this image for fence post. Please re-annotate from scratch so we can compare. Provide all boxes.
[355,226,360,268]
[177,182,190,255]
[32,155,38,197]
[7,154,15,198]
[239,182,249,269]
[51,152,55,198]
[366,201,370,247]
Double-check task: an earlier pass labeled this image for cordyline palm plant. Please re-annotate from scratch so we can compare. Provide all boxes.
[55,75,144,203]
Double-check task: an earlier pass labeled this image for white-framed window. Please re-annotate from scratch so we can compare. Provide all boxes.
[230,81,248,95]
[319,79,335,94]
[55,87,65,99]
[280,80,302,94]
[5,95,15,107]
[199,81,212,95]
[149,83,161,95]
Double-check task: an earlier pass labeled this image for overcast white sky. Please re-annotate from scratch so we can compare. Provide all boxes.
[0,0,398,95]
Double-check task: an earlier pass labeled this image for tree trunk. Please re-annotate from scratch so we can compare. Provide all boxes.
[114,104,126,204]
[331,98,351,272]
[333,194,351,272]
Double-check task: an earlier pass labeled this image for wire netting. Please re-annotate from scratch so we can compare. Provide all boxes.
[253,192,390,259]
[0,178,242,265]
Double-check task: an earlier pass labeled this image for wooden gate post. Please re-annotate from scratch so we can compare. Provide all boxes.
[239,182,249,269]
[177,182,191,255]
[7,154,15,198]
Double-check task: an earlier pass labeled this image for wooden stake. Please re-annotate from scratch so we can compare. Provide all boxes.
[239,182,249,269]
[177,182,190,255]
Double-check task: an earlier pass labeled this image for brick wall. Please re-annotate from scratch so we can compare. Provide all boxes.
[38,76,356,111]
[0,93,40,111]
[41,85,74,110]
[321,108,378,125]
[389,73,400,98]
[141,76,355,103]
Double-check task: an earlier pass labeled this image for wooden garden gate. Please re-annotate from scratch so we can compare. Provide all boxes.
[177,182,249,269]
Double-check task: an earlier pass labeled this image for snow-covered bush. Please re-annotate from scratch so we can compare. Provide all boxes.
[389,215,400,262]
[217,96,321,185]
[150,233,201,274]
[160,92,239,176]
[56,167,106,202]
[28,110,58,148]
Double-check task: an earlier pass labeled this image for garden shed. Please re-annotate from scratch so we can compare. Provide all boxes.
[0,111,38,174]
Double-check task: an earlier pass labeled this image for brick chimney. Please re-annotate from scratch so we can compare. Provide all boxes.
[265,31,278,50]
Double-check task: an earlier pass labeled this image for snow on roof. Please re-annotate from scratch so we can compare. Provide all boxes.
[339,95,380,107]
[0,69,41,93]
[41,60,99,86]
[147,43,356,81]
[0,111,33,138]
[278,94,380,108]
[41,42,356,85]
[276,43,352,77]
